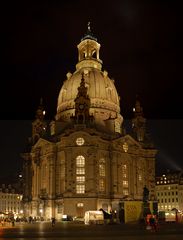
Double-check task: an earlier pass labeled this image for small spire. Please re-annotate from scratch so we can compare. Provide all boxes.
[81,22,97,41]
[40,97,43,106]
[87,21,91,32]
[133,95,143,115]
[76,73,87,97]
[35,98,45,120]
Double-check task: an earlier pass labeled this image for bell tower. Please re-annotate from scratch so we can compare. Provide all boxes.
[132,97,146,142]
[32,98,47,144]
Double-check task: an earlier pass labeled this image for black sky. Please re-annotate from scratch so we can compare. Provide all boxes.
[0,0,182,178]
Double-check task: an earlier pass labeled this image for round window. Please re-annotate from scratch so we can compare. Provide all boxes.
[76,137,85,146]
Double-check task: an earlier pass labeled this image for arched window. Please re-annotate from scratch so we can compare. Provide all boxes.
[76,155,85,167]
[99,159,106,177]
[99,158,106,192]
[76,155,85,194]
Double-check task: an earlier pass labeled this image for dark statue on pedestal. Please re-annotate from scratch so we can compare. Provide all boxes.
[143,186,149,202]
[142,186,151,217]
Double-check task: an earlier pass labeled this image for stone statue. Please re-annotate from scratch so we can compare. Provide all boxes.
[143,186,149,202]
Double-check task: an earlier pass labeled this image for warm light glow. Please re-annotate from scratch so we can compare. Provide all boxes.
[123,142,128,152]
[99,179,105,192]
[138,174,142,181]
[99,162,105,177]
[76,137,85,146]
[76,155,85,166]
[43,110,46,115]
[77,203,84,207]
[76,185,85,194]
[123,180,128,187]
[123,189,129,195]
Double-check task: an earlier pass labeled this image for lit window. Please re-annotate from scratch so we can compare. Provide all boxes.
[76,168,85,175]
[76,185,85,194]
[138,174,142,181]
[76,155,85,167]
[76,138,85,146]
[76,155,85,194]
[122,165,128,179]
[123,142,128,152]
[77,203,84,207]
[123,189,128,195]
[123,181,128,187]
[122,165,127,170]
[76,176,85,183]
[99,159,105,177]
[99,179,105,192]
[99,164,105,177]
[99,158,105,164]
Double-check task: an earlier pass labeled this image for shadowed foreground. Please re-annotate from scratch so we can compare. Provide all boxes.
[0,221,183,239]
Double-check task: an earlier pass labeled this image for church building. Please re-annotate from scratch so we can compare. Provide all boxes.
[22,24,157,220]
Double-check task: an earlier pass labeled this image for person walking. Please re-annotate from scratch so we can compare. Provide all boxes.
[149,214,157,232]
[51,217,56,227]
[11,218,15,227]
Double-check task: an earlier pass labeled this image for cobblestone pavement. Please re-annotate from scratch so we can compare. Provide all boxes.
[0,221,183,240]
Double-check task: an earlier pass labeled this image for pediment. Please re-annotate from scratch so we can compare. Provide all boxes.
[32,138,54,150]
[112,134,142,152]
[122,134,142,148]
[61,130,104,147]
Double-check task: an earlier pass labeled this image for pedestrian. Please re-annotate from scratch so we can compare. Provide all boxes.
[11,218,15,227]
[149,214,157,232]
[51,217,56,227]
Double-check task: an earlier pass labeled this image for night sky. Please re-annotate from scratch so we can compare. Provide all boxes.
[0,1,182,178]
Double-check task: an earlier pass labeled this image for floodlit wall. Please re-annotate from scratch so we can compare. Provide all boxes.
[124,201,154,223]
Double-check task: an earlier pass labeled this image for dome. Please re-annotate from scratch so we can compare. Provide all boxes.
[56,26,123,129]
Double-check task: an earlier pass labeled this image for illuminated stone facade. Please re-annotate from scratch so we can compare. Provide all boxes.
[0,184,23,217]
[155,171,183,212]
[22,25,157,220]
